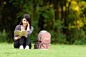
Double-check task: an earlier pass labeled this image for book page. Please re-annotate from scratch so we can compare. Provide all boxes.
[14,30,28,38]
[21,31,28,38]
[14,31,21,36]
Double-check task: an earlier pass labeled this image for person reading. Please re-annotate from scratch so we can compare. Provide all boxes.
[14,14,34,49]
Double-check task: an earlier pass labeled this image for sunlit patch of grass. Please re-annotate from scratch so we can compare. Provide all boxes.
[0,43,86,57]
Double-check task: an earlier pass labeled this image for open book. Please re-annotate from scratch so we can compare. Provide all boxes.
[14,30,28,38]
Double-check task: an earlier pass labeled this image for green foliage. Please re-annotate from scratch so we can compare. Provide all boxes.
[68,28,86,45]
[53,20,67,44]
[49,30,57,43]
[54,20,67,29]
[74,38,86,45]
[57,33,66,44]
[0,0,86,45]
[36,6,55,22]
[0,33,8,42]
[30,21,38,42]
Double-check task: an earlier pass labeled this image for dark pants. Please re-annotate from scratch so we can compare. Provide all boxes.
[14,36,32,49]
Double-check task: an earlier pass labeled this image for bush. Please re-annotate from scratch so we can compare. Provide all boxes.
[74,38,86,45]
[68,28,86,45]
[0,33,8,42]
[49,30,66,44]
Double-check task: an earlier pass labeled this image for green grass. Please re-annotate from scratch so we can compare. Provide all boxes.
[0,43,86,57]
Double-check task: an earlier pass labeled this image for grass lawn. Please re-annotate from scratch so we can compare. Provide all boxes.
[0,43,86,57]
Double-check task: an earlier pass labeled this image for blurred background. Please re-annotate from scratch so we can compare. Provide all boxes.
[0,0,86,44]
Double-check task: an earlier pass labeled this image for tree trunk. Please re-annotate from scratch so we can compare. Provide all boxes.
[37,0,39,21]
[53,0,59,42]
[64,0,71,42]
[38,0,46,31]
[0,0,3,20]
[54,0,59,35]
[32,0,34,21]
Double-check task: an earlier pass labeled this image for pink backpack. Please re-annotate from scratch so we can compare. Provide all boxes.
[34,30,51,49]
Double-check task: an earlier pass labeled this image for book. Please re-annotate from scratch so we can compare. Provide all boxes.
[14,30,28,38]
